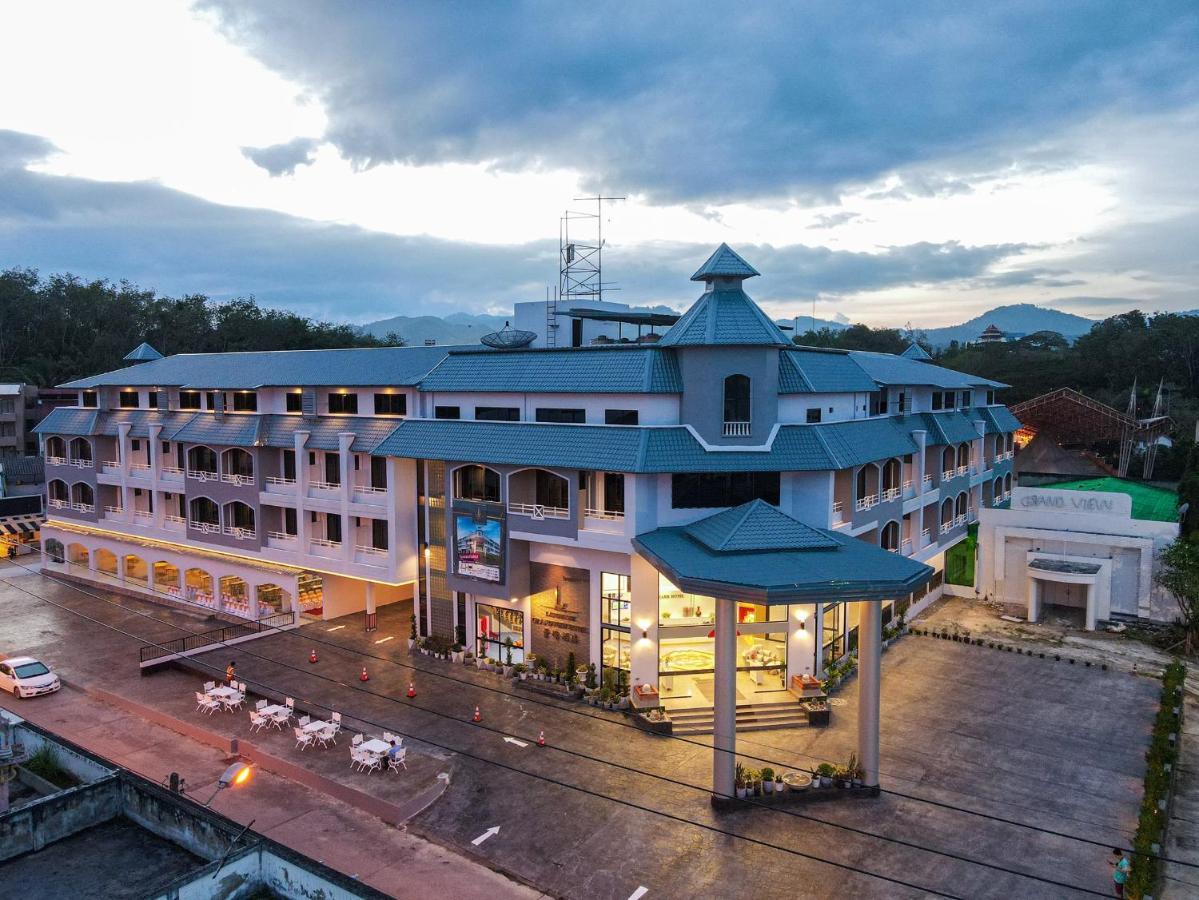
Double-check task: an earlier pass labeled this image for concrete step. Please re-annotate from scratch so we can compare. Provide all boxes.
[667,702,809,735]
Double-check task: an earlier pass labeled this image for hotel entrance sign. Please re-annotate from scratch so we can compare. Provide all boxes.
[1010,486,1131,519]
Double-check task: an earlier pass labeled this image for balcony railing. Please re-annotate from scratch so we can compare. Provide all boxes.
[954,514,967,527]
[189,521,221,534]
[220,473,255,487]
[71,502,95,513]
[901,479,915,497]
[133,510,154,522]
[187,470,219,482]
[900,538,913,555]
[164,514,185,526]
[46,455,66,466]
[881,486,901,502]
[956,465,969,477]
[49,498,68,509]
[160,465,183,476]
[265,475,296,489]
[103,460,122,472]
[266,530,297,542]
[942,469,955,482]
[310,538,342,549]
[128,462,151,472]
[68,458,93,468]
[353,484,386,496]
[310,480,341,492]
[222,525,256,540]
[722,421,751,437]
[921,526,932,541]
[103,505,124,516]
[508,501,571,521]
[854,494,878,512]
[584,507,625,520]
[355,544,387,557]
[922,473,933,488]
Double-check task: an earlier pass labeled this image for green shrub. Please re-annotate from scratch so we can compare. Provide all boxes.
[24,745,77,789]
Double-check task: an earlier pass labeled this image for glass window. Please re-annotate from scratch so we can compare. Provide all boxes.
[285,392,303,412]
[178,391,201,410]
[671,471,780,508]
[326,513,342,543]
[535,469,570,509]
[605,409,638,425]
[601,573,631,628]
[723,375,750,424]
[601,627,630,680]
[328,392,358,414]
[806,408,822,423]
[371,518,388,550]
[206,391,220,410]
[147,392,159,409]
[435,405,461,420]
[959,390,972,409]
[477,603,524,663]
[324,452,340,485]
[375,393,406,415]
[119,390,139,408]
[476,406,519,421]
[81,391,98,408]
[370,456,387,489]
[823,602,846,663]
[232,391,257,411]
[603,472,625,514]
[453,465,500,502]
[284,507,297,535]
[535,408,585,424]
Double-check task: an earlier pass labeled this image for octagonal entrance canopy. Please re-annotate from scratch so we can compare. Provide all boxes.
[633,499,934,604]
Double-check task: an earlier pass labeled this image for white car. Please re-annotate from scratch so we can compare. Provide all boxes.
[0,657,62,698]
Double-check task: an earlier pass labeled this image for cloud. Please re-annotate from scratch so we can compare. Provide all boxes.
[241,136,320,176]
[198,2,1199,203]
[0,129,58,168]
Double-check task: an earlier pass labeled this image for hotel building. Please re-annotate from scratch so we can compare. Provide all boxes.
[35,245,1018,722]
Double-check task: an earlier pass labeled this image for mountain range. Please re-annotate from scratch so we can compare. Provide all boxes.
[356,303,1099,349]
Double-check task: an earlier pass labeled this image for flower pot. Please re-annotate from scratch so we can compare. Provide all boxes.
[736,786,748,800]
[819,775,831,787]
[407,639,415,650]
[775,780,784,794]
[503,665,514,678]
[763,780,774,794]
[519,673,527,681]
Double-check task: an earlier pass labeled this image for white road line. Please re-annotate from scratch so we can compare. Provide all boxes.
[326,625,346,632]
[628,887,649,900]
[374,635,394,644]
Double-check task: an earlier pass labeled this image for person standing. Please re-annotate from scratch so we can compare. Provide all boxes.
[225,660,236,685]
[1111,848,1130,897]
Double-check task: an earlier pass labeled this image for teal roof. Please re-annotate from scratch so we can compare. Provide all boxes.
[259,414,400,453]
[658,288,792,348]
[848,351,1007,389]
[96,408,197,440]
[31,407,101,437]
[634,502,933,604]
[419,346,682,394]
[60,345,461,389]
[895,411,982,446]
[900,343,932,361]
[123,342,164,362]
[684,500,837,551]
[779,348,878,393]
[690,243,760,281]
[972,406,1021,434]
[170,414,263,447]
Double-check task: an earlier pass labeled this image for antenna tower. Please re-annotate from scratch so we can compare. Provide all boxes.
[552,195,624,347]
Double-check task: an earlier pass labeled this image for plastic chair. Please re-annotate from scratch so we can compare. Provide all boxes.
[387,749,407,773]
[203,681,215,692]
[294,727,314,751]
[248,711,267,733]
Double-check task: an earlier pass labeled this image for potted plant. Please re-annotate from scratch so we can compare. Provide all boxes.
[585,662,597,690]
[451,642,464,663]
[847,753,863,787]
[734,763,748,800]
[408,616,417,650]
[464,650,474,666]
[774,772,785,794]
[761,767,775,794]
[514,663,528,681]
[815,763,835,788]
[502,638,514,677]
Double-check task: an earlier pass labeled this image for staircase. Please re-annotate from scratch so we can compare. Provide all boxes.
[668,699,808,735]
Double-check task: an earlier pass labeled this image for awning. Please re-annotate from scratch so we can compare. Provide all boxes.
[0,514,44,535]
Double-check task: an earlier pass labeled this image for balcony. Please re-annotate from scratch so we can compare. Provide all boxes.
[309,480,342,497]
[352,485,387,507]
[722,421,751,437]
[901,479,915,498]
[187,469,220,483]
[942,469,955,482]
[48,498,68,510]
[129,462,150,473]
[46,455,66,466]
[189,521,221,534]
[956,465,969,477]
[103,505,124,517]
[922,473,933,489]
[954,514,967,527]
[102,460,122,473]
[584,507,624,521]
[355,545,388,565]
[854,494,879,512]
[222,525,256,541]
[266,531,298,550]
[71,502,95,513]
[508,501,570,521]
[264,475,297,494]
[881,487,901,503]
[309,538,342,559]
[831,499,847,528]
[921,526,932,542]
[900,538,913,556]
[132,510,154,523]
[68,458,93,469]
[164,514,185,532]
[221,473,255,487]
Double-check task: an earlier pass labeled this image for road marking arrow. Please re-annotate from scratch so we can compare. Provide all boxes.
[471,826,500,846]
[374,635,394,644]
[503,737,529,748]
[628,888,648,900]
[326,625,346,632]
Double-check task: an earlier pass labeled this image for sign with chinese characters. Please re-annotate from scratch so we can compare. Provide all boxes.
[529,563,590,669]
[1010,486,1132,519]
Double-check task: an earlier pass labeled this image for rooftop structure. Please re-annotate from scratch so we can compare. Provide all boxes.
[1044,476,1178,523]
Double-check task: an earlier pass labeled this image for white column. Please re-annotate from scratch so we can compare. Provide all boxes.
[365,582,377,631]
[1027,577,1040,623]
[1083,583,1097,632]
[857,600,882,789]
[339,433,355,563]
[712,595,737,799]
[294,431,310,548]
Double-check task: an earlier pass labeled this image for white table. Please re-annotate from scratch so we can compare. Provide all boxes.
[303,719,329,734]
[261,704,289,721]
[360,738,390,755]
[207,685,239,701]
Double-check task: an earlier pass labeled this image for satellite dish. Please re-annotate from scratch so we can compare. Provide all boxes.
[481,321,536,349]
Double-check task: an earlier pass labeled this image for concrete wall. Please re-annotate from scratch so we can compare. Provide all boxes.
[0,775,122,862]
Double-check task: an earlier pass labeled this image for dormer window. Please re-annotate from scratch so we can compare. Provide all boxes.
[722,375,751,437]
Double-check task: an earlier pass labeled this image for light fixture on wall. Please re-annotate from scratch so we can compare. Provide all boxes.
[641,628,648,640]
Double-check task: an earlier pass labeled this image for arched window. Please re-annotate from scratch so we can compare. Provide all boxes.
[881,458,900,492]
[993,477,1003,500]
[71,482,95,507]
[187,445,217,474]
[957,443,970,468]
[1004,473,1012,493]
[223,448,254,478]
[881,520,900,551]
[69,437,93,462]
[225,501,255,532]
[723,375,751,434]
[189,496,219,526]
[940,498,954,527]
[454,465,501,503]
[955,492,968,519]
[942,447,955,475]
[856,467,870,500]
[48,479,68,502]
[45,436,66,460]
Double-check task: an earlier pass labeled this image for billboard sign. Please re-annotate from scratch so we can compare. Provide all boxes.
[454,513,503,582]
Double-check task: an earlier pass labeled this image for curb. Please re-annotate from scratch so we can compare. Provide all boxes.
[906,626,1116,672]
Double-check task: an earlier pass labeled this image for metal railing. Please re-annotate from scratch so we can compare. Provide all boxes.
[160,465,183,476]
[129,462,151,472]
[49,498,68,509]
[187,470,219,482]
[103,460,122,472]
[956,465,969,477]
[266,530,297,542]
[189,521,221,534]
[584,507,625,520]
[353,484,386,496]
[221,473,255,487]
[222,525,256,540]
[265,475,296,487]
[71,502,95,512]
[922,473,933,488]
[901,538,913,555]
[722,421,751,437]
[355,544,387,557]
[133,510,154,521]
[138,611,296,665]
[921,527,932,541]
[310,480,341,492]
[854,494,878,512]
[881,486,901,502]
[46,455,66,466]
[103,505,125,516]
[508,501,570,520]
[942,469,955,482]
[310,537,341,549]
[954,514,967,527]
[68,458,93,468]
[164,514,185,526]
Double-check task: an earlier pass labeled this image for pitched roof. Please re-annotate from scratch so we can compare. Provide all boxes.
[31,407,102,436]
[690,243,761,281]
[972,405,1021,435]
[123,342,164,362]
[848,351,1007,389]
[900,343,932,360]
[60,345,461,389]
[658,289,792,348]
[684,500,838,552]
[779,348,879,393]
[635,508,933,604]
[894,411,982,446]
[419,346,682,394]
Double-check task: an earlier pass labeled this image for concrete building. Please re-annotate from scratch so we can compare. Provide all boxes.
[33,245,1020,788]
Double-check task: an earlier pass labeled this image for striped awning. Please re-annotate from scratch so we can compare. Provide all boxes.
[0,513,44,535]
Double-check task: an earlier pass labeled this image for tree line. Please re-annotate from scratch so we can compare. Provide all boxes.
[0,269,405,387]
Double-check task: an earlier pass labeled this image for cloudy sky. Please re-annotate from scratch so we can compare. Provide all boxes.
[1,1,1196,327]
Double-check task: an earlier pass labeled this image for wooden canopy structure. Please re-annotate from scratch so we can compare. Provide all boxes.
[1010,387,1172,478]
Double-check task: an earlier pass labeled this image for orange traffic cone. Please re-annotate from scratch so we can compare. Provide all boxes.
[359,666,369,682]
[406,682,416,698]
[309,648,318,664]
[537,730,545,747]
[472,705,481,722]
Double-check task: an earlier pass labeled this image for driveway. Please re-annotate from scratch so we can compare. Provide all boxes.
[0,562,1158,899]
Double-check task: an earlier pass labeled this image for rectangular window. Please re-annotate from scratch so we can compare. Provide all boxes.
[205,391,219,411]
[603,472,625,514]
[372,518,389,550]
[475,406,520,421]
[986,390,996,405]
[960,390,972,408]
[178,391,201,410]
[131,439,141,452]
[601,573,631,627]
[161,441,170,454]
[324,452,340,486]
[370,456,387,489]
[805,408,822,424]
[119,390,139,408]
[435,405,460,420]
[285,392,303,412]
[282,449,296,481]
[81,391,98,408]
[476,602,524,664]
[328,392,358,414]
[868,392,887,416]
[326,513,342,543]
[284,507,297,535]
[232,391,257,411]
[931,391,944,411]
[147,392,159,409]
[670,472,781,508]
[373,393,406,416]
[535,408,585,424]
[605,409,638,425]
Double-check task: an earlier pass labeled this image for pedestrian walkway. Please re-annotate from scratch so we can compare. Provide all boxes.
[1161,692,1199,898]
